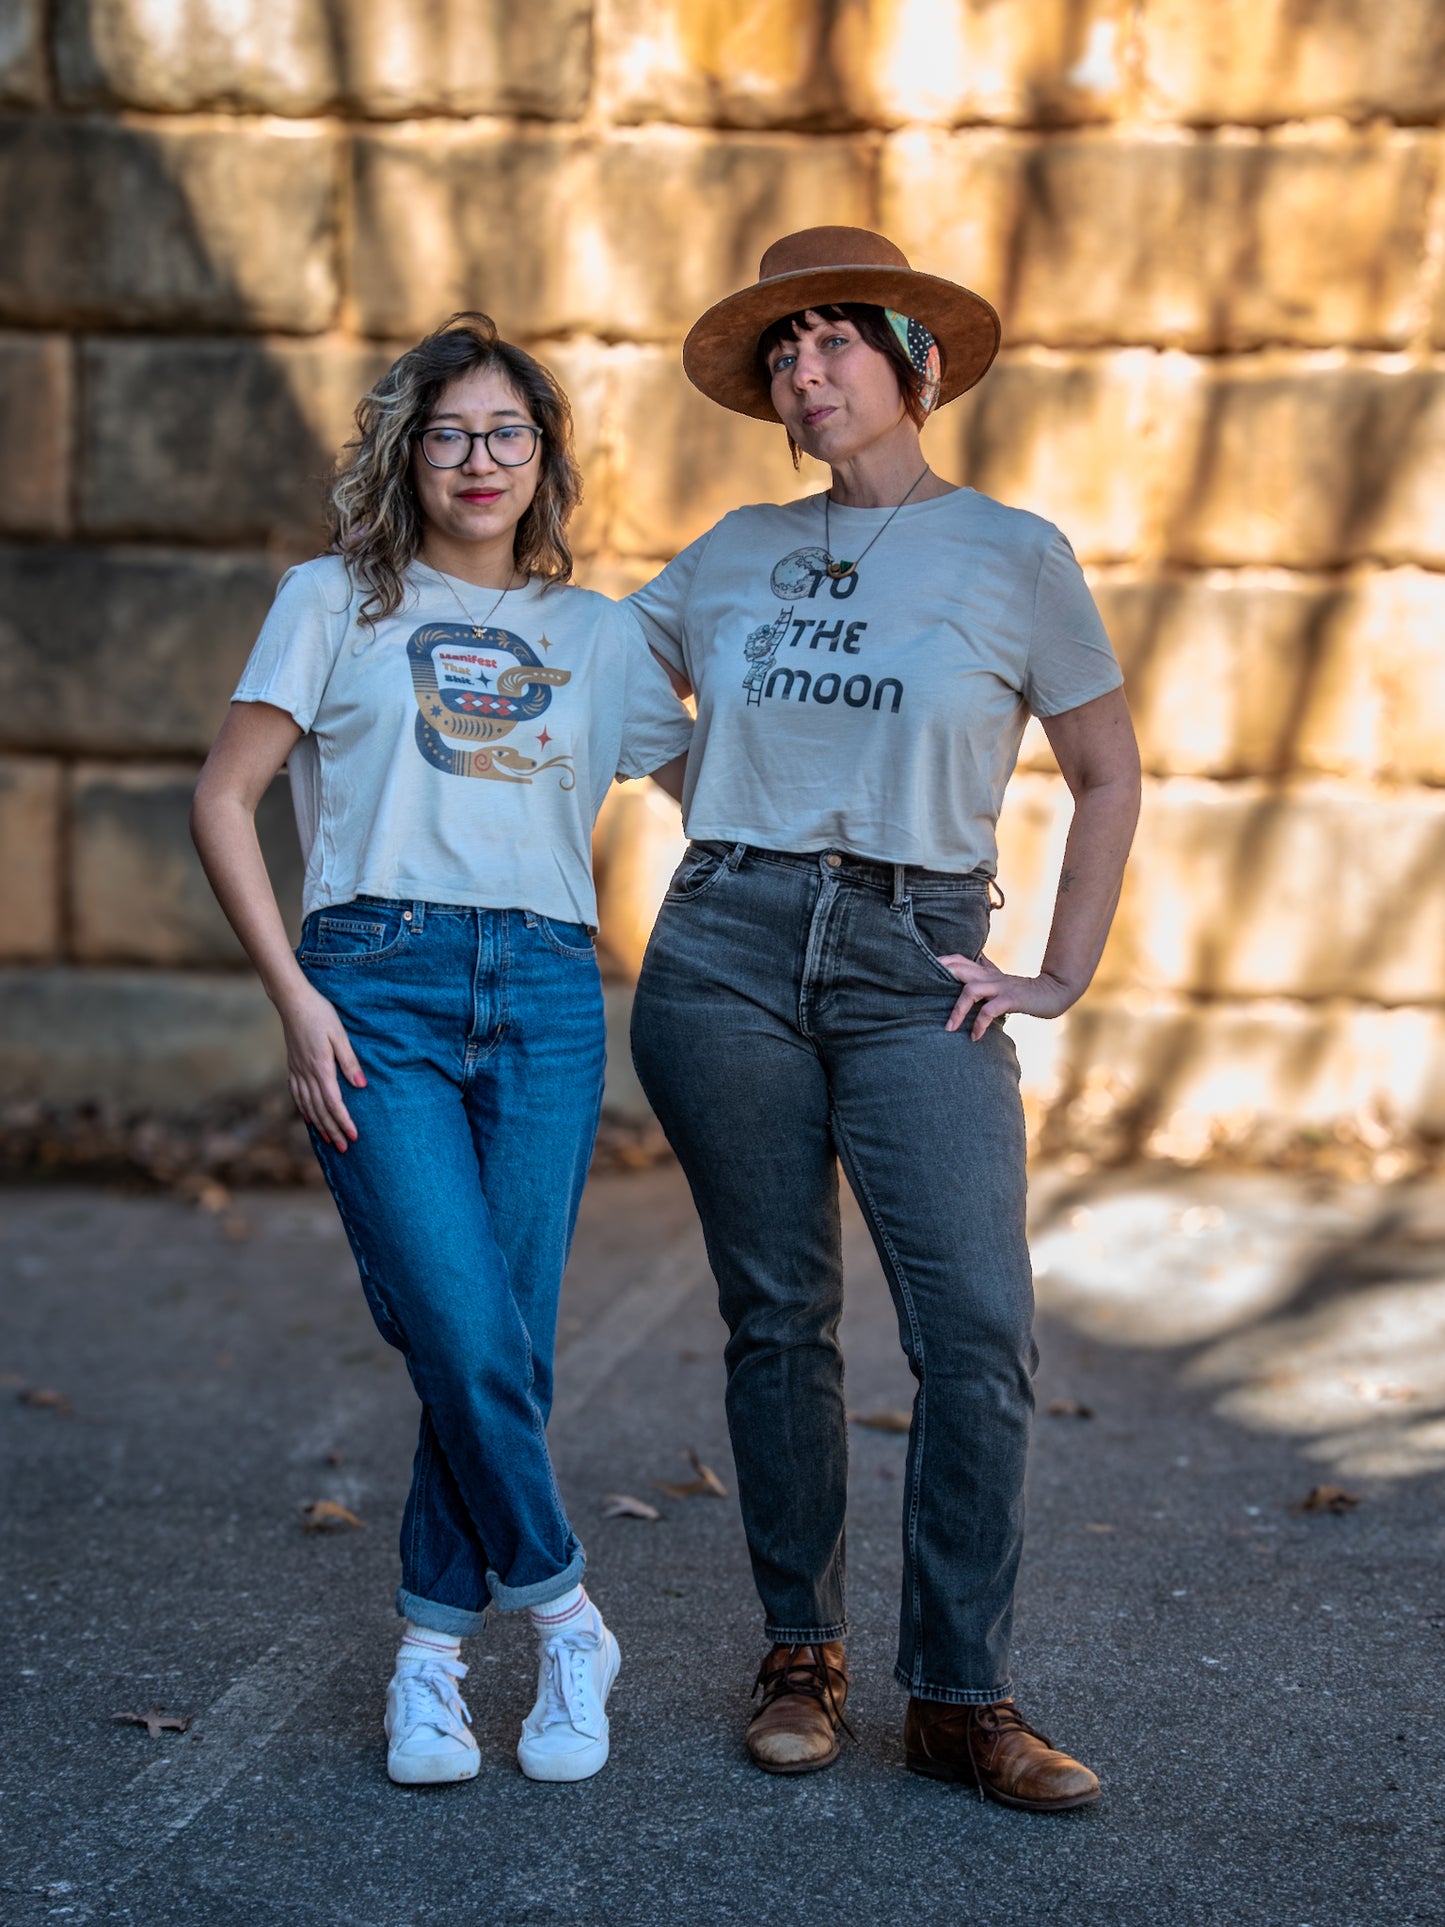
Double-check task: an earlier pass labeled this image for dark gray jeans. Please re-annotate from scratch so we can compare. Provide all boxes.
[631,841,1037,1704]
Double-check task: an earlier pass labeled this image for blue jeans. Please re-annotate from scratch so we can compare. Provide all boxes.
[297,896,605,1635]
[631,844,1037,1704]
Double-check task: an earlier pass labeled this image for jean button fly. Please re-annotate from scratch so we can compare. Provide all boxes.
[824,853,842,869]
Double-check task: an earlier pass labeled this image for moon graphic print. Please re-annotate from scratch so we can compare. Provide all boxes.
[407,622,575,785]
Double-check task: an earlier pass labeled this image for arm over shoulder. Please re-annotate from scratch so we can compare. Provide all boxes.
[623,525,717,678]
[616,605,695,781]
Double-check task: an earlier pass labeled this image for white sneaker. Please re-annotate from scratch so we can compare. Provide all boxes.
[516,1609,621,1783]
[385,1656,480,1785]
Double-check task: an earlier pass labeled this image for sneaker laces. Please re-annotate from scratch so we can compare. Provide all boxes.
[393,1657,473,1748]
[534,1624,606,1740]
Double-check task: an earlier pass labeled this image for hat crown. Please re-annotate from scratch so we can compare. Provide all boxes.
[757,226,912,284]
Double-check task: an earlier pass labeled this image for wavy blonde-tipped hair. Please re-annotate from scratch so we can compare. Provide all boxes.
[327,312,582,625]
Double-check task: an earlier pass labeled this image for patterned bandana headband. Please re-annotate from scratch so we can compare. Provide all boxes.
[885,309,941,417]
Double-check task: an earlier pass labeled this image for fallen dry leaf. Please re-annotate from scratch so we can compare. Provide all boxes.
[655,1448,728,1501]
[301,1499,365,1532]
[113,1705,191,1738]
[1292,1485,1361,1515]
[194,1178,231,1215]
[601,1493,662,1522]
[220,1214,252,1243]
[848,1409,911,1434]
[1047,1399,1095,1420]
[18,1387,72,1416]
[1084,1522,1116,1534]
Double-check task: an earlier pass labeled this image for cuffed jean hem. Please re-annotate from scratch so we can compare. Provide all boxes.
[395,1587,489,1637]
[764,1621,848,1645]
[896,1667,1015,1705]
[485,1547,586,1612]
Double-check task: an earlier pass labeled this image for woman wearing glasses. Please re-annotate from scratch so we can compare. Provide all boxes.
[191,313,692,1788]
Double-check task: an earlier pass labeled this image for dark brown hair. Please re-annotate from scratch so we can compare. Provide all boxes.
[756,303,932,467]
[327,312,582,625]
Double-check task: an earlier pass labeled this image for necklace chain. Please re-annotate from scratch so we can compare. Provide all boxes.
[822,467,931,580]
[430,560,520,633]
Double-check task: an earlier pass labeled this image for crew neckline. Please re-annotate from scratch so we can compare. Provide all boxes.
[808,486,975,520]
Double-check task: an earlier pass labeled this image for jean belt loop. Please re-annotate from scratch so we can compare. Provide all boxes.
[891,863,909,909]
[726,842,748,872]
[410,899,425,931]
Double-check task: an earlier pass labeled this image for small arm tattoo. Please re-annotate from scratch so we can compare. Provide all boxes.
[1059,867,1076,894]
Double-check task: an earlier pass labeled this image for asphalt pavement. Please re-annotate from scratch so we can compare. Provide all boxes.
[2,1161,1442,1926]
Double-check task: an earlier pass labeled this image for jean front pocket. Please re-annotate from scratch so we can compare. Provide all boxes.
[536,915,597,961]
[663,843,729,905]
[898,892,990,986]
[297,899,412,967]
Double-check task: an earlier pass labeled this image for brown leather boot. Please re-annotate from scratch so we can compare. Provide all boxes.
[904,1698,1100,1811]
[745,1643,852,1774]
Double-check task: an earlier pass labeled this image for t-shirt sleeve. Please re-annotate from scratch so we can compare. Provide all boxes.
[616,614,695,781]
[1021,530,1124,719]
[623,530,713,678]
[231,563,350,732]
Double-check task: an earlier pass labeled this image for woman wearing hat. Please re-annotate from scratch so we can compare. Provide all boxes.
[627,228,1140,1809]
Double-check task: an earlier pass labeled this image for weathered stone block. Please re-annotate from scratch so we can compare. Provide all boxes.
[0,117,338,332]
[600,0,852,128]
[944,349,1206,563]
[884,129,1434,351]
[1139,0,1445,124]
[71,763,304,965]
[0,333,70,536]
[609,344,817,558]
[837,0,1131,127]
[603,0,1131,128]
[1171,362,1445,570]
[1104,567,1445,786]
[0,0,48,103]
[351,128,873,342]
[0,967,288,1105]
[995,773,1445,1005]
[0,546,281,755]
[0,757,62,961]
[79,338,391,543]
[1108,778,1445,1004]
[55,0,591,118]
[1317,570,1445,786]
[1036,993,1445,1153]
[1091,571,1344,779]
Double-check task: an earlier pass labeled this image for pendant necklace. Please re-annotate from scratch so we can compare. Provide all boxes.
[823,466,931,580]
[430,558,521,635]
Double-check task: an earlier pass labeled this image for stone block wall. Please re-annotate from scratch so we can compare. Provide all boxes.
[1,0,1442,1161]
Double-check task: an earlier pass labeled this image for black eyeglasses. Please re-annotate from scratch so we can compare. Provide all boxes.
[418,425,543,469]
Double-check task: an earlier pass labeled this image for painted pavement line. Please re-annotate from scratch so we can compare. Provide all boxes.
[37,1620,354,1896]
[549,1228,708,1426]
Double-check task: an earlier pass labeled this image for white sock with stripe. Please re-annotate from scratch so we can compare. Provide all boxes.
[396,1621,462,1667]
[527,1583,594,1639]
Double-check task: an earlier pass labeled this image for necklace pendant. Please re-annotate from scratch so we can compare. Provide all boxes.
[825,559,855,580]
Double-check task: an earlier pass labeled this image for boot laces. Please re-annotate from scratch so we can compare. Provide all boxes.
[751,1645,856,1742]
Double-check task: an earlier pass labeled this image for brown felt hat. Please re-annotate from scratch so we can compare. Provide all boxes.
[682,225,1001,422]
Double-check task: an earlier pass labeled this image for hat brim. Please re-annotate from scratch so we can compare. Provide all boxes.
[682,265,1001,422]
